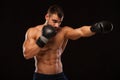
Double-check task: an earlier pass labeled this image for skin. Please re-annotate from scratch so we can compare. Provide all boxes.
[23,13,95,75]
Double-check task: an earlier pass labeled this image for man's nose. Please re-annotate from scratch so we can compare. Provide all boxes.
[54,23,59,27]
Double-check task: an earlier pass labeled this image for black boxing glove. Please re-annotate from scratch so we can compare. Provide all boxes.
[36,25,57,48]
[90,21,113,33]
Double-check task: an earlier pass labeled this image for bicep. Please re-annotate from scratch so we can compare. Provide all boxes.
[23,29,36,51]
[23,37,35,50]
[64,26,83,40]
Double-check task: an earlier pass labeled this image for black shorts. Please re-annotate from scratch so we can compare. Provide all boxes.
[33,72,68,80]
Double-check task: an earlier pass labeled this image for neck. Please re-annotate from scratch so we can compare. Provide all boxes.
[44,21,48,25]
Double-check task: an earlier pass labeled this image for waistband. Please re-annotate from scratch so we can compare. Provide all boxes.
[33,72,65,79]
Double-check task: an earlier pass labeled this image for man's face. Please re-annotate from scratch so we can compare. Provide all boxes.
[45,14,63,28]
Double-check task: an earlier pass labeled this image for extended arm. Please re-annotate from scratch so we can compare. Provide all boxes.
[65,21,113,40]
[64,26,95,40]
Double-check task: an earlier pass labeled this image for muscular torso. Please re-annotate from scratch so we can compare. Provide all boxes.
[34,25,68,74]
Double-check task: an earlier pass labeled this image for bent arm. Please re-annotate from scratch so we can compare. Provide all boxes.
[64,26,95,40]
[23,28,41,59]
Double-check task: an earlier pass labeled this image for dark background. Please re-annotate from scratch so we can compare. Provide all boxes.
[1,0,120,80]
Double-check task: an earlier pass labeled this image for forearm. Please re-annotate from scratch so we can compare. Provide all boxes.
[23,44,41,59]
[78,26,96,37]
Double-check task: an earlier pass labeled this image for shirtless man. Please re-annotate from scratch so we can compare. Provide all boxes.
[22,4,113,80]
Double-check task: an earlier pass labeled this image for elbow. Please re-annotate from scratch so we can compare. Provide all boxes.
[23,51,33,60]
[70,37,79,40]
[24,54,31,60]
[69,35,82,40]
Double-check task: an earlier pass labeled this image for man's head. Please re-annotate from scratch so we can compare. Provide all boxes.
[45,5,64,28]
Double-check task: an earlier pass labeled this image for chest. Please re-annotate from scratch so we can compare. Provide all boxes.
[46,32,65,48]
[35,28,68,49]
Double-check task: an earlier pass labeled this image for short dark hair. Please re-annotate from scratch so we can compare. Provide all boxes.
[47,4,64,18]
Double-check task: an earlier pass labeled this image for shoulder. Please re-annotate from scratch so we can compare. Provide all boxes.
[61,26,74,32]
[26,25,42,34]
[25,25,42,37]
[26,27,36,36]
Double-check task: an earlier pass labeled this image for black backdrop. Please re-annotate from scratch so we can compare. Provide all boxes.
[1,0,120,80]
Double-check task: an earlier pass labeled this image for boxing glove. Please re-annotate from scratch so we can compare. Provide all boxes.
[36,25,57,48]
[90,21,113,33]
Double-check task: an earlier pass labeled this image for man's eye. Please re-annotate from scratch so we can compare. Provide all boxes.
[53,20,57,23]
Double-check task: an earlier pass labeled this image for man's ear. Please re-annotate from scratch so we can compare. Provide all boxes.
[45,13,49,20]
